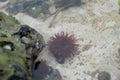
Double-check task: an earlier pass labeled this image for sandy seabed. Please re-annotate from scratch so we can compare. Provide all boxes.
[0,0,120,80]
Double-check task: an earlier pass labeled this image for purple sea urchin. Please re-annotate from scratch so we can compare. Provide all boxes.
[48,31,79,64]
[32,60,53,80]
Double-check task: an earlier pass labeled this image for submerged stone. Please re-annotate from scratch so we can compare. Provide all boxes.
[98,71,111,80]
[0,12,45,80]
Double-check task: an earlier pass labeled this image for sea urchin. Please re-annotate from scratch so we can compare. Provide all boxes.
[48,31,79,64]
[32,60,53,80]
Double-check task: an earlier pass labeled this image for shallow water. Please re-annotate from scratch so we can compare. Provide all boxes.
[0,0,120,80]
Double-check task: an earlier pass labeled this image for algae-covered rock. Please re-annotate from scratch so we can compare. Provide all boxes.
[0,12,45,80]
[6,0,83,19]
[0,0,7,2]
[6,0,51,18]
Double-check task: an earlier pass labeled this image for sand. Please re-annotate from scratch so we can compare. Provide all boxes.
[0,0,120,80]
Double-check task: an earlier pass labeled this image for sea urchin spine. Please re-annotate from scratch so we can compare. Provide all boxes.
[48,31,79,64]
